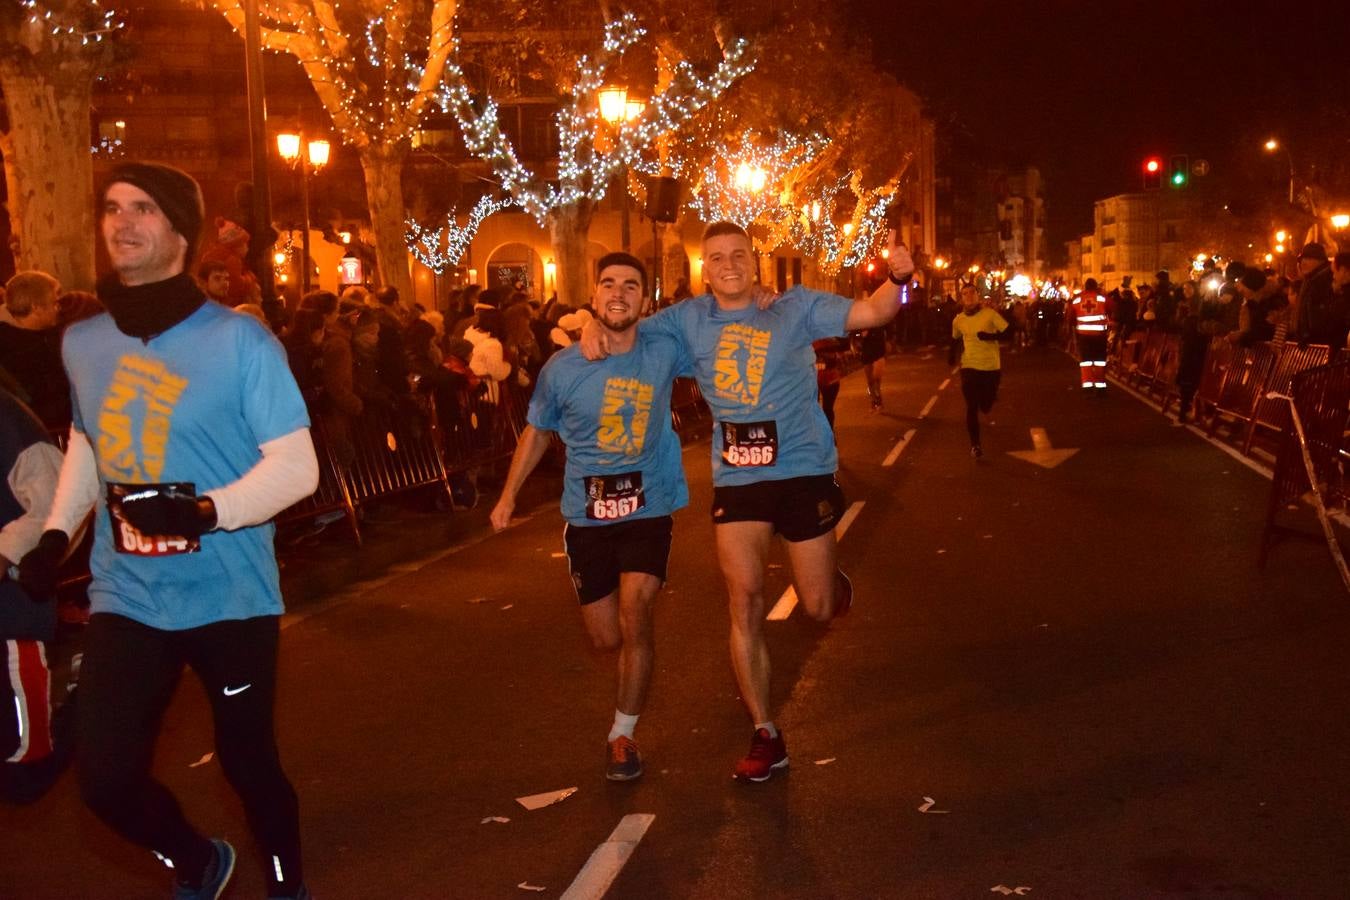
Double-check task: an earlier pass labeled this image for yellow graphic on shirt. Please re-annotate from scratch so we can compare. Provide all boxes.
[96,355,189,482]
[597,377,653,456]
[714,322,770,407]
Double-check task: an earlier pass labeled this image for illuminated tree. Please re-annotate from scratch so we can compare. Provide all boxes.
[0,0,123,288]
[441,13,753,308]
[209,0,457,299]
[405,193,509,274]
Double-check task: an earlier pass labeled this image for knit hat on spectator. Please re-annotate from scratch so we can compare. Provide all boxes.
[103,162,205,259]
[1298,241,1328,262]
[216,217,249,247]
[1240,269,1267,292]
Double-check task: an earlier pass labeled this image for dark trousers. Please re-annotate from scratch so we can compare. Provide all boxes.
[960,368,1001,446]
[78,613,302,894]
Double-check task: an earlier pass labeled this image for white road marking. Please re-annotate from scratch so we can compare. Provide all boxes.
[1105,375,1273,480]
[560,813,655,900]
[767,501,865,621]
[882,428,918,467]
[919,394,939,418]
[938,378,951,392]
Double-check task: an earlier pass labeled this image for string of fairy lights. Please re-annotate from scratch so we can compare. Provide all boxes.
[405,194,511,274]
[204,4,898,274]
[17,0,123,45]
[440,13,755,224]
[679,132,827,229]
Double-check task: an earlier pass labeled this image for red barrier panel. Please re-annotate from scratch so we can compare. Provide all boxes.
[1206,343,1278,438]
[1243,344,1332,456]
[1260,360,1350,568]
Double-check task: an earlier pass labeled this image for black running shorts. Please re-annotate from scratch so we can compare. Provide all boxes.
[711,473,846,542]
[563,515,674,605]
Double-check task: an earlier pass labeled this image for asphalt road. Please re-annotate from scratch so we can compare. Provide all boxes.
[4,346,1349,899]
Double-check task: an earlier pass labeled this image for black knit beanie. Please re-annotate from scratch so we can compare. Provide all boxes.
[102,162,205,260]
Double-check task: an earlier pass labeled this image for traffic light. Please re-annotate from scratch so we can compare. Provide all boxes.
[1169,154,1189,188]
[1143,157,1162,190]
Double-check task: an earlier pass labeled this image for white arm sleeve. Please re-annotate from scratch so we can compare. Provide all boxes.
[205,427,319,531]
[0,442,64,564]
[44,430,99,539]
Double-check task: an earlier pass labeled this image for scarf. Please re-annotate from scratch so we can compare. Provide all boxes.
[97,272,207,340]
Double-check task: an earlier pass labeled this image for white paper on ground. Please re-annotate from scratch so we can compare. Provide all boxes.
[188,752,214,768]
[814,758,836,766]
[990,886,1031,896]
[481,816,510,824]
[516,787,579,810]
[501,604,514,610]
[518,882,547,892]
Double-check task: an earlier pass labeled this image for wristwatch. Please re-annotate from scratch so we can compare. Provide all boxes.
[888,270,912,286]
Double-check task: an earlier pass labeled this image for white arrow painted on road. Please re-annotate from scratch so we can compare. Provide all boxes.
[1005,427,1079,469]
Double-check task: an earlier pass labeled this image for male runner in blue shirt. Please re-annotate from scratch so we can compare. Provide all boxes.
[18,162,318,900]
[491,253,692,782]
[585,222,914,781]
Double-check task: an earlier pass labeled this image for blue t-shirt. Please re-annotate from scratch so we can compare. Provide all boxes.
[63,303,310,630]
[528,331,692,527]
[641,287,851,486]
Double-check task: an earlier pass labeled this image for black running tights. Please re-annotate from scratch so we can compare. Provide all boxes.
[77,613,302,895]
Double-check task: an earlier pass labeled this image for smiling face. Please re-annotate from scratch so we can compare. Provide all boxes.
[702,232,756,305]
[102,182,187,285]
[593,264,647,333]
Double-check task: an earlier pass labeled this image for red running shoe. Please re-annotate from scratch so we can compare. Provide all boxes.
[733,728,789,782]
[834,568,853,618]
[606,735,643,781]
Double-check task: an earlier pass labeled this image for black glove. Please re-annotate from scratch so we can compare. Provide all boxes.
[976,331,1001,342]
[119,491,217,538]
[16,530,69,600]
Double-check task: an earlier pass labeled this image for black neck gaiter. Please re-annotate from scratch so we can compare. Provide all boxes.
[97,272,207,340]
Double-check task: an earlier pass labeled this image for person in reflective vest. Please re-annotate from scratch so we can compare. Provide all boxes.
[1072,278,1110,391]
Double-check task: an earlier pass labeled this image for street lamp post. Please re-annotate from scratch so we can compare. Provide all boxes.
[276,132,330,292]
[598,86,644,254]
[1263,138,1295,206]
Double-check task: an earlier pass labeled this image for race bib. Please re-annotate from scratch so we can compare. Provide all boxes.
[721,420,778,467]
[107,482,201,556]
[584,472,645,521]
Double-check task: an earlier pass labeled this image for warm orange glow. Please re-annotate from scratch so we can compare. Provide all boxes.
[597,86,629,123]
[1332,214,1350,229]
[308,140,331,169]
[276,132,300,162]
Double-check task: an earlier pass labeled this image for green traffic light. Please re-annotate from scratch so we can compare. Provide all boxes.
[1172,172,1186,186]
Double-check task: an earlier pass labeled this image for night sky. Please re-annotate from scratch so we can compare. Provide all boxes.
[851,0,1345,257]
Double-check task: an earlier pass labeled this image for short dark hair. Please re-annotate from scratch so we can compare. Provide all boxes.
[595,251,648,295]
[374,286,399,306]
[1083,277,1099,291]
[702,221,750,244]
[1334,251,1350,270]
[299,289,339,315]
[197,260,229,280]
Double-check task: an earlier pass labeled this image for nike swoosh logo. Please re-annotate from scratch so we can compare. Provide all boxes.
[222,684,252,697]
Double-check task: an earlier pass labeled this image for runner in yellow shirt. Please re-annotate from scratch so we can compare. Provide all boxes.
[949,285,1008,459]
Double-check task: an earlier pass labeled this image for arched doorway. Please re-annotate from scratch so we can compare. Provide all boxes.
[484,242,543,297]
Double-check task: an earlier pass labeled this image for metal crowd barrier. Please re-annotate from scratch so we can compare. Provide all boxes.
[1260,360,1350,574]
[278,375,711,544]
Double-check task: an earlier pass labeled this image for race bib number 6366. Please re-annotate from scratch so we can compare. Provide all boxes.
[721,420,778,467]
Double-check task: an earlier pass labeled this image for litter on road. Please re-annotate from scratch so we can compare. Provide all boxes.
[481,816,510,824]
[517,787,579,810]
[188,753,214,769]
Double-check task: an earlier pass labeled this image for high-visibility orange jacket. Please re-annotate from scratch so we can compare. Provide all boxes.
[1072,292,1110,335]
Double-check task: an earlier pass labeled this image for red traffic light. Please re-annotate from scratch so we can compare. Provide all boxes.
[1144,158,1161,174]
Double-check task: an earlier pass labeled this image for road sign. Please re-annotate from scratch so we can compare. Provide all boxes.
[1192,159,1210,177]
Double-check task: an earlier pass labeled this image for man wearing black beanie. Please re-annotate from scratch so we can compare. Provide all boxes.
[16,162,318,899]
